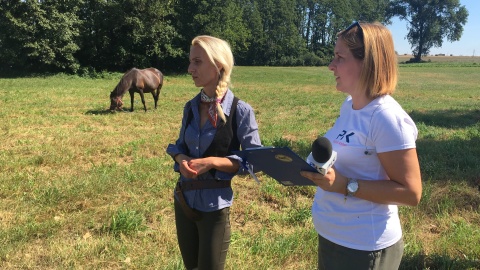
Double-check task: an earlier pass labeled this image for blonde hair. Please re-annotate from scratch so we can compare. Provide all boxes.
[339,22,398,98]
[191,35,234,124]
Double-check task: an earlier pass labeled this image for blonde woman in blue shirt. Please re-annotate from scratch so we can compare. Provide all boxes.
[167,35,261,270]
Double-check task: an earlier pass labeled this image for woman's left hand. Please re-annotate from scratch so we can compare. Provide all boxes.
[187,157,213,177]
[187,156,240,177]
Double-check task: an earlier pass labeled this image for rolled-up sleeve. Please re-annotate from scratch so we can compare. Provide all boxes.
[225,100,262,175]
[166,104,190,173]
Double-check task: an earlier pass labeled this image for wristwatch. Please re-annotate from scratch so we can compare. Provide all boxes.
[347,178,359,196]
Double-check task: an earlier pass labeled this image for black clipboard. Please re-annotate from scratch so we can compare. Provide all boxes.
[233,147,316,186]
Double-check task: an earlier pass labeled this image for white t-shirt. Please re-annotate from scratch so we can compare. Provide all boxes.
[312,95,418,251]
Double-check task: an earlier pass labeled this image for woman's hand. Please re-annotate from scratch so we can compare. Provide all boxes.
[175,154,198,178]
[300,149,422,206]
[187,158,213,176]
[188,156,240,176]
[176,155,240,179]
[300,168,347,195]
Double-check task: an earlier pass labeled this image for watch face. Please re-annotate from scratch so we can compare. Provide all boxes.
[348,182,358,193]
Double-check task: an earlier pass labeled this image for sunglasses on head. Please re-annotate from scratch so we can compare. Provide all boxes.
[345,21,362,32]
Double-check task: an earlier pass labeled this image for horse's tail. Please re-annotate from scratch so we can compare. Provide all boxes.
[159,70,164,81]
[158,71,164,86]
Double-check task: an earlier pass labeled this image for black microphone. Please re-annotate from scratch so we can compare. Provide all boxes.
[306,136,337,175]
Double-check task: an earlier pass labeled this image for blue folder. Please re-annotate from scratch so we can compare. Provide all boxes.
[233,147,317,186]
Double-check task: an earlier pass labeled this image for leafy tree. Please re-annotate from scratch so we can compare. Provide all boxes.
[0,0,82,73]
[249,0,306,66]
[297,0,390,62]
[75,0,113,71]
[0,0,396,73]
[77,0,181,72]
[173,0,250,69]
[390,0,468,61]
[0,0,26,71]
[112,0,181,71]
[239,0,265,65]
[199,0,250,56]
[354,0,391,23]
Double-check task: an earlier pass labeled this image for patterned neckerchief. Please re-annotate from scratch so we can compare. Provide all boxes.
[200,89,224,128]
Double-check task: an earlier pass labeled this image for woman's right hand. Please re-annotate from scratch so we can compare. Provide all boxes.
[300,167,347,195]
[175,154,198,178]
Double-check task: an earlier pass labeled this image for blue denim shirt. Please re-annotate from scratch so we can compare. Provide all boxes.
[166,89,262,212]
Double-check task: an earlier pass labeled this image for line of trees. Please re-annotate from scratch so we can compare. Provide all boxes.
[0,0,467,74]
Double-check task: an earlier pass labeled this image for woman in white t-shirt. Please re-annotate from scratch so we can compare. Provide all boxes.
[300,22,422,270]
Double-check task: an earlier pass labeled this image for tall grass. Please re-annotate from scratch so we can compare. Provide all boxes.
[0,61,479,269]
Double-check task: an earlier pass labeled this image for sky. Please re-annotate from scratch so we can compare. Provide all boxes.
[388,0,479,56]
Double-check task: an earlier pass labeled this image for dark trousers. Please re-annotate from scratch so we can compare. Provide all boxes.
[318,234,404,270]
[174,198,231,270]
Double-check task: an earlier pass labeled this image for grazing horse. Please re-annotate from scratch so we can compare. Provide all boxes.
[110,67,164,112]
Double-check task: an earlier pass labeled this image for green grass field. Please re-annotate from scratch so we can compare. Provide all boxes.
[0,58,479,269]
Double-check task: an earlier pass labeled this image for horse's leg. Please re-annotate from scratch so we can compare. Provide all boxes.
[139,90,147,112]
[129,89,135,112]
[154,84,162,109]
[151,92,157,109]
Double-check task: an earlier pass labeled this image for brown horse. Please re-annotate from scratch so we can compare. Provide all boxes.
[110,67,164,112]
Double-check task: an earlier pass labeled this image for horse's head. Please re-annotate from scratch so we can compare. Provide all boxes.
[109,91,124,111]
